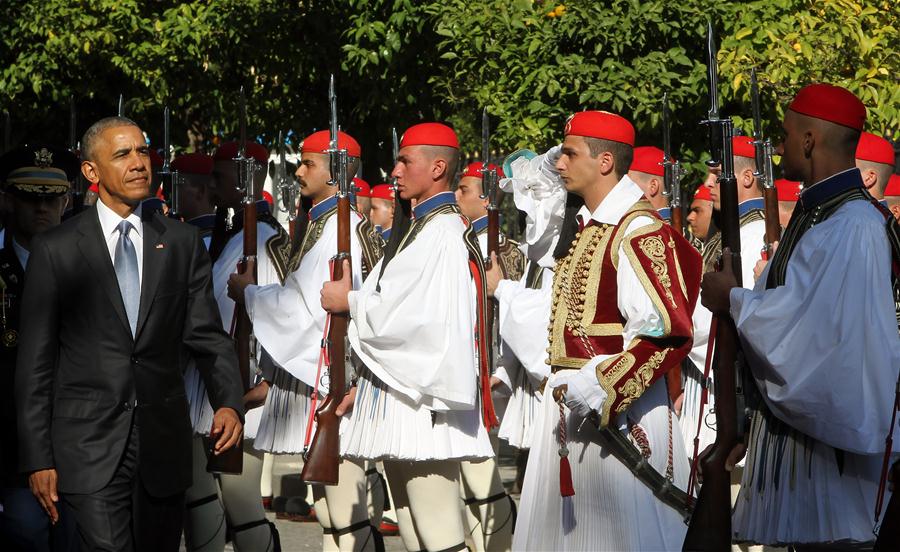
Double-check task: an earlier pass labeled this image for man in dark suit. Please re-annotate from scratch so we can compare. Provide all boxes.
[15,116,245,551]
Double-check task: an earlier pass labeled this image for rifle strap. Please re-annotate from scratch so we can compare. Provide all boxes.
[687,315,719,498]
[305,258,335,451]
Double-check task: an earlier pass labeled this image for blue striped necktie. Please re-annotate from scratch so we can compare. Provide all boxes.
[114,220,140,336]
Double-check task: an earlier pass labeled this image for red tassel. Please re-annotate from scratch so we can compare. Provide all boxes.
[559,455,575,497]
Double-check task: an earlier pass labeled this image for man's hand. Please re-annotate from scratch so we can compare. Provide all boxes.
[701,248,739,315]
[243,380,270,411]
[28,468,59,524]
[695,442,747,484]
[321,259,351,314]
[485,252,504,298]
[227,258,256,304]
[673,392,684,417]
[489,375,503,391]
[752,241,777,282]
[335,386,358,417]
[210,407,243,455]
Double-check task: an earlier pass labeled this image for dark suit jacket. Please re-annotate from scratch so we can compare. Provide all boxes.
[15,207,244,497]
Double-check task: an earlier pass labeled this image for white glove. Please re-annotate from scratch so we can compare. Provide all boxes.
[548,367,607,420]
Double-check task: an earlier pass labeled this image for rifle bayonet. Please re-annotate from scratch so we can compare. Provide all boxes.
[117,94,125,117]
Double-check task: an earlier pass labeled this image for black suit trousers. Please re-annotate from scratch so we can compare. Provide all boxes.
[62,418,184,552]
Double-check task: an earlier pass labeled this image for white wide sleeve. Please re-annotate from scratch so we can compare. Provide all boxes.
[246,215,364,393]
[495,268,554,385]
[348,215,477,411]
[730,202,900,454]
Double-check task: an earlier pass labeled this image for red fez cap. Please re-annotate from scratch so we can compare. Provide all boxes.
[564,111,635,146]
[461,162,505,180]
[214,141,269,164]
[301,130,361,158]
[399,123,459,149]
[171,152,214,175]
[370,183,394,201]
[732,136,756,159]
[262,190,274,207]
[353,177,371,197]
[149,149,163,167]
[856,132,895,166]
[629,146,664,176]
[885,174,900,197]
[775,178,802,202]
[693,185,712,202]
[788,83,866,131]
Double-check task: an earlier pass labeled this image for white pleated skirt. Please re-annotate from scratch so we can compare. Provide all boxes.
[733,410,887,546]
[339,369,494,461]
[184,362,262,439]
[513,373,690,551]
[497,370,542,450]
[252,366,314,454]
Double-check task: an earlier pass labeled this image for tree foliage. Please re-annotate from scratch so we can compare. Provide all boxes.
[1,0,897,185]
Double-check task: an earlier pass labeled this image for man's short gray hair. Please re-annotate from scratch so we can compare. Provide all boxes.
[81,116,141,162]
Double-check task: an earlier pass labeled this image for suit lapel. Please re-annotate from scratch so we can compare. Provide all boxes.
[77,211,131,337]
[135,212,167,341]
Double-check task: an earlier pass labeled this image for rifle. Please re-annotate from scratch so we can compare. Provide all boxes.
[480,108,501,430]
[661,92,685,236]
[683,20,744,551]
[68,97,85,215]
[749,68,781,259]
[158,105,181,219]
[274,130,300,242]
[300,75,352,486]
[117,94,125,117]
[207,87,256,475]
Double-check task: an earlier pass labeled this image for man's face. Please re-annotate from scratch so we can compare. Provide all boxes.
[296,152,332,202]
[212,160,242,208]
[369,197,394,228]
[687,198,713,241]
[703,165,722,210]
[83,125,152,208]
[391,146,434,201]
[556,135,601,197]
[11,194,68,239]
[455,176,488,221]
[777,110,806,183]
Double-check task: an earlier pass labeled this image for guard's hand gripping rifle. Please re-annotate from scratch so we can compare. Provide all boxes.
[301,75,352,486]
[683,21,744,551]
[661,93,685,236]
[158,106,181,219]
[750,69,781,258]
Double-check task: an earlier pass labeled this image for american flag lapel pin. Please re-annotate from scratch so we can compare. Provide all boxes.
[156,243,165,249]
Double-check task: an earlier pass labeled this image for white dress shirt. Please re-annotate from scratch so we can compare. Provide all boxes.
[96,198,144,285]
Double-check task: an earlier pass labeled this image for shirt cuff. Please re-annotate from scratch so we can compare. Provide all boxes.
[244,284,259,319]
[348,290,360,317]
[569,359,609,413]
[729,286,748,321]
[494,279,514,302]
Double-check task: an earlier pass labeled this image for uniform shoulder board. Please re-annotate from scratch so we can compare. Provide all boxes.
[355,216,385,281]
[498,235,526,282]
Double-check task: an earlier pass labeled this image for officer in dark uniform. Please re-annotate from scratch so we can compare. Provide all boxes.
[0,144,78,551]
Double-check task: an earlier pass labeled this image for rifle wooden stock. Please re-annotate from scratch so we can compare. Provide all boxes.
[207,199,257,475]
[762,186,780,257]
[301,196,351,486]
[487,209,500,261]
[671,204,685,238]
[682,313,740,550]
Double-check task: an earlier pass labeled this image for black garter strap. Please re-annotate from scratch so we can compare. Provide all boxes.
[186,493,218,509]
[231,518,270,533]
[463,491,507,507]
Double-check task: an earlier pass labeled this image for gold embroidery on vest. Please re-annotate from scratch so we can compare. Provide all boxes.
[615,348,668,416]
[638,235,675,308]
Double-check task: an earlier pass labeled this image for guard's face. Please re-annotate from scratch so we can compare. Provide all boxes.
[687,198,713,241]
[83,125,152,208]
[778,111,806,183]
[703,165,722,210]
[369,197,394,228]
[454,176,488,221]
[556,135,602,197]
[391,146,431,201]
[212,160,242,208]
[296,152,332,202]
